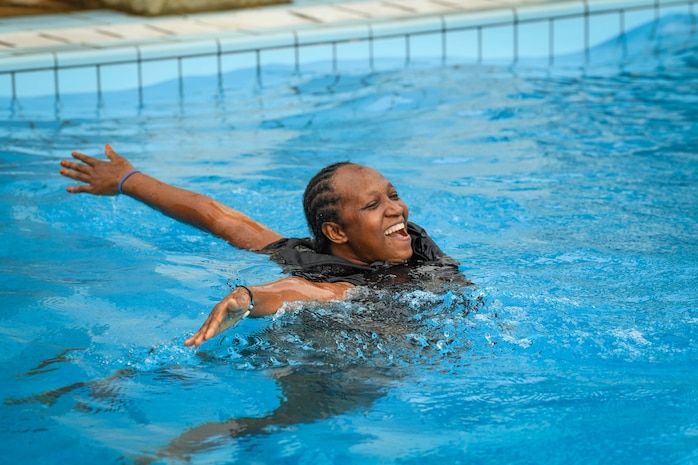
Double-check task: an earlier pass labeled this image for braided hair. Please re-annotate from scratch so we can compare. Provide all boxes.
[303,162,353,254]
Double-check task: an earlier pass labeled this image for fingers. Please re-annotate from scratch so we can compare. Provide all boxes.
[61,158,84,171]
[60,160,87,177]
[185,321,214,347]
[185,304,227,347]
[185,294,247,347]
[183,334,201,347]
[68,146,120,166]
[59,151,97,189]
[60,146,131,197]
[60,159,92,194]
[66,184,93,194]
[184,324,217,347]
[104,144,121,162]
[59,158,88,178]
[70,150,98,166]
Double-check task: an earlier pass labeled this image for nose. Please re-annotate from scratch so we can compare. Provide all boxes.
[385,197,404,217]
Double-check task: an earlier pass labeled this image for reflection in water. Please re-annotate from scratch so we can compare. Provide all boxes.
[6,279,484,463]
[7,368,138,413]
[15,347,87,378]
[138,283,483,463]
[140,365,395,463]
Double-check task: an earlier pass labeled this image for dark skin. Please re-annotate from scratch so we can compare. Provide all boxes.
[60,145,414,346]
[321,163,412,264]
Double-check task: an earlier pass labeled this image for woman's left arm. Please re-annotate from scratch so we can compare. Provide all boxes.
[60,145,283,251]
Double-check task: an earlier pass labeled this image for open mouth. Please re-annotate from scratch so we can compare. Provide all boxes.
[384,222,408,237]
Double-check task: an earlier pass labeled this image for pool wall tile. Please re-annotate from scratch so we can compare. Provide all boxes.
[180,54,221,80]
[369,16,446,63]
[372,36,408,67]
[517,20,552,59]
[621,8,659,32]
[140,59,180,90]
[296,42,336,73]
[444,29,480,62]
[409,31,446,63]
[105,62,142,92]
[57,66,99,96]
[14,69,55,99]
[588,11,623,49]
[260,47,298,69]
[220,51,259,80]
[138,38,220,60]
[659,2,694,16]
[0,74,10,95]
[217,31,296,54]
[59,45,136,67]
[482,23,516,62]
[335,39,372,71]
[0,0,694,100]
[551,16,587,56]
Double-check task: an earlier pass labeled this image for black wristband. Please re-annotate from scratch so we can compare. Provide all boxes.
[238,285,254,311]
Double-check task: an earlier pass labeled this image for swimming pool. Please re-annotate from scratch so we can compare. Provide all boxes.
[2,4,698,464]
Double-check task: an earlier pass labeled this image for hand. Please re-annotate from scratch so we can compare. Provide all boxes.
[60,144,134,195]
[185,288,252,347]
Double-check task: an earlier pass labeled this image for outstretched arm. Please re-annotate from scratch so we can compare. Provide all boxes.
[184,277,353,347]
[60,144,283,251]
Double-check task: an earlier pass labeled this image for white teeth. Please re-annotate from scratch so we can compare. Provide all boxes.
[384,223,405,236]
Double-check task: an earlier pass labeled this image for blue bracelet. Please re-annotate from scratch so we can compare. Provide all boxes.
[118,169,140,194]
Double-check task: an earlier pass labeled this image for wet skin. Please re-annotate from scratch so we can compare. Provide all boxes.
[327,164,413,266]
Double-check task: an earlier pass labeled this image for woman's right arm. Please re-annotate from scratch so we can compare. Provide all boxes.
[184,277,354,347]
[60,144,283,251]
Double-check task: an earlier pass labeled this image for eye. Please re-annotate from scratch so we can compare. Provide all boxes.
[364,200,379,210]
[389,191,400,200]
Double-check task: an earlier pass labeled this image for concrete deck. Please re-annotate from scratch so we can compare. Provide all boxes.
[0,0,556,59]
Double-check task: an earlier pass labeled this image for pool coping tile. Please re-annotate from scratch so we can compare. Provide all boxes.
[335,1,421,18]
[287,4,369,22]
[194,7,318,30]
[0,0,694,99]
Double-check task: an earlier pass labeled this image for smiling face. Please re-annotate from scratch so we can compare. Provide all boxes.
[322,164,413,265]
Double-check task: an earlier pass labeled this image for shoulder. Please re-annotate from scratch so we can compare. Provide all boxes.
[262,237,313,255]
[262,237,370,285]
[407,222,448,262]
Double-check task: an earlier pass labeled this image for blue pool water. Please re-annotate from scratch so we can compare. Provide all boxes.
[1,13,698,464]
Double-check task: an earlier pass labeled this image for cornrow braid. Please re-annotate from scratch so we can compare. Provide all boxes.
[303,162,353,254]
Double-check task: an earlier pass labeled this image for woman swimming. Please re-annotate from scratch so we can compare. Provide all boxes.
[59,145,464,346]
